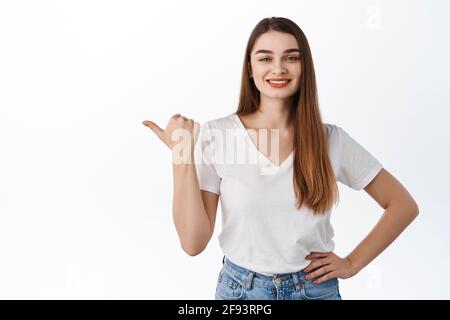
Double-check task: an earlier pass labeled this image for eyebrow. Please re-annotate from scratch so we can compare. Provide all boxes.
[254,48,300,55]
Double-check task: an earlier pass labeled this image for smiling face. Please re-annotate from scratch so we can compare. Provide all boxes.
[249,31,301,100]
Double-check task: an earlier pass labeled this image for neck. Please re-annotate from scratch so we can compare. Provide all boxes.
[255,95,293,129]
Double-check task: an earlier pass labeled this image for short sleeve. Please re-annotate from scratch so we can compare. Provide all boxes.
[336,125,383,191]
[193,121,221,195]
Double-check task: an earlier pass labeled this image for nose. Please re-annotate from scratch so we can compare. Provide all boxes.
[271,60,287,75]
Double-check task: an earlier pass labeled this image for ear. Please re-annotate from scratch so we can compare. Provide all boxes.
[247,62,253,78]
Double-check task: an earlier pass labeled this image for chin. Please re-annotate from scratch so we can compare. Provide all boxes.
[263,91,296,99]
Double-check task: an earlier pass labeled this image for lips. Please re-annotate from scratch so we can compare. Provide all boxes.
[266,78,291,82]
[266,79,291,88]
[266,79,291,84]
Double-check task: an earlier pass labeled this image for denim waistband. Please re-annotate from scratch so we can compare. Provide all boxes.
[221,255,309,291]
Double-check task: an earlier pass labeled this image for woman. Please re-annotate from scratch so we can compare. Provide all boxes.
[143,17,419,300]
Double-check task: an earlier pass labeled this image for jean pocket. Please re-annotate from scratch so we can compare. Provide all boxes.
[215,267,245,300]
[301,277,340,300]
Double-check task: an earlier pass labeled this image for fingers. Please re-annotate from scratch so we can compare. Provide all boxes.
[172,113,188,121]
[305,265,332,282]
[143,115,196,149]
[142,120,164,141]
[305,252,331,260]
[303,258,331,273]
[193,121,200,133]
[313,271,337,285]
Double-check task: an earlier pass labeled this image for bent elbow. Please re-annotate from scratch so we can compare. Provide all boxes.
[181,242,206,257]
[409,201,419,220]
[414,204,420,218]
[184,248,202,257]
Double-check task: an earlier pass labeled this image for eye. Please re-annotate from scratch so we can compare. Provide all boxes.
[258,56,300,62]
[286,56,300,61]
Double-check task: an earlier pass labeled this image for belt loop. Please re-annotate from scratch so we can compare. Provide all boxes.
[292,272,302,292]
[245,271,255,290]
[222,255,225,264]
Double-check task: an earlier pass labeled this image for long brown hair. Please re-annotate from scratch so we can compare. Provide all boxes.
[236,16,339,215]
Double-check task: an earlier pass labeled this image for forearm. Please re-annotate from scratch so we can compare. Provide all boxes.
[172,158,212,255]
[345,201,419,274]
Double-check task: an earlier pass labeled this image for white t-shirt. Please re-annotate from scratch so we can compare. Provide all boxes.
[193,112,383,275]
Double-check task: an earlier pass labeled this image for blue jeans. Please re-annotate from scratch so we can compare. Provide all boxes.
[215,256,342,300]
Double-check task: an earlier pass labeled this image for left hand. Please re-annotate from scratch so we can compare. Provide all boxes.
[302,252,359,284]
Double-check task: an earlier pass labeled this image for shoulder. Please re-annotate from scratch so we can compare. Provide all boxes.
[321,123,346,176]
[323,122,342,132]
[202,113,237,130]
[322,122,344,142]
[322,122,347,162]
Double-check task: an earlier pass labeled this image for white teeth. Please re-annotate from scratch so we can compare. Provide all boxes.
[269,80,289,84]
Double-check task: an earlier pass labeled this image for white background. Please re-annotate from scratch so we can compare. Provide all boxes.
[0,0,449,299]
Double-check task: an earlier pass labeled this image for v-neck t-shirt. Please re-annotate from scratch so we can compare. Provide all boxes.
[193,112,383,275]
